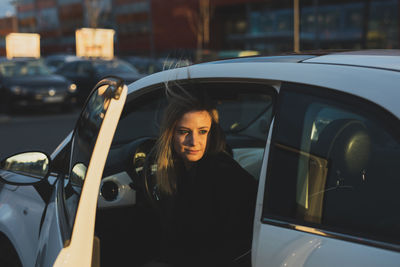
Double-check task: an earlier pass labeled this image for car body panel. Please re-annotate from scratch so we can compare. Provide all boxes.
[0,180,44,267]
[251,117,274,266]
[53,83,127,267]
[35,187,64,267]
[302,50,400,71]
[253,224,400,267]
[205,54,316,64]
[3,76,70,106]
[3,74,72,86]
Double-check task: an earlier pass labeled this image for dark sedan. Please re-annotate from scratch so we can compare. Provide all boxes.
[0,58,77,113]
[56,58,143,105]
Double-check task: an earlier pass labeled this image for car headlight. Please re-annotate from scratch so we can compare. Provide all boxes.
[68,83,77,93]
[10,86,28,95]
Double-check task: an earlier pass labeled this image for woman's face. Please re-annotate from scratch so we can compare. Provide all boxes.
[173,110,212,164]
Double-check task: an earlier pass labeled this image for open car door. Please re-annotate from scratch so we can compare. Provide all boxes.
[51,77,127,267]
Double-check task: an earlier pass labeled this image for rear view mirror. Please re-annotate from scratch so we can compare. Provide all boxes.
[0,151,51,185]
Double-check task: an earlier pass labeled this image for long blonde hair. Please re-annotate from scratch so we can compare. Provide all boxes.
[155,83,226,195]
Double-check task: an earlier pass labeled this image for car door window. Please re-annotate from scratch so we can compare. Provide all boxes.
[63,84,113,237]
[263,83,400,247]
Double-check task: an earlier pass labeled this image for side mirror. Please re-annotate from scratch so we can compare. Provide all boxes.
[0,152,51,185]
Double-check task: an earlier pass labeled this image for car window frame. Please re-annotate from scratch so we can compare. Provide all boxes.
[54,78,125,244]
[51,77,127,267]
[262,81,400,252]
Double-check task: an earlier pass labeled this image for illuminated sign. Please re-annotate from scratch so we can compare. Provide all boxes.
[6,33,40,59]
[75,28,115,59]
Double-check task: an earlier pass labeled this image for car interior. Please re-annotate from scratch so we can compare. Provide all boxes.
[265,93,400,246]
[91,81,276,266]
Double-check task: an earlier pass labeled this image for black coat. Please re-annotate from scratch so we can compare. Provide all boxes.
[156,152,257,267]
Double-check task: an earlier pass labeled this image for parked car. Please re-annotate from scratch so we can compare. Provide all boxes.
[123,56,163,75]
[1,50,400,267]
[0,58,77,113]
[44,54,79,73]
[124,56,192,75]
[55,58,143,105]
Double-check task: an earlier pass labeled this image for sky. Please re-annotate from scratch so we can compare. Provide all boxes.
[0,0,15,18]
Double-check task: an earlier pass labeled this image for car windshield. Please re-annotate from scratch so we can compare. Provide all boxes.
[0,60,52,77]
[92,60,139,75]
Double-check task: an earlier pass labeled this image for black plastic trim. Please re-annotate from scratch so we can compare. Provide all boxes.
[56,175,71,246]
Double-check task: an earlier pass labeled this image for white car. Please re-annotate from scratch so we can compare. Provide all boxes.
[1,50,400,267]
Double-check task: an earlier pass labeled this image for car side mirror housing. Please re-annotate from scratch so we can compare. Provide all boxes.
[0,151,51,185]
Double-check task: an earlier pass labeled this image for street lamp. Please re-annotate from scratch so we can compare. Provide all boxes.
[294,0,300,53]
[10,0,19,32]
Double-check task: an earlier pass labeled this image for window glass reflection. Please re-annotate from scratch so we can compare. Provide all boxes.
[70,163,87,188]
[264,87,400,245]
[1,152,49,179]
[64,85,110,235]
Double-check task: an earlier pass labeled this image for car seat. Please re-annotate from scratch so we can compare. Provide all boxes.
[315,119,372,228]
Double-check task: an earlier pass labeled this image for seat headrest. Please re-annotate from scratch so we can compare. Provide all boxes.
[316,119,371,177]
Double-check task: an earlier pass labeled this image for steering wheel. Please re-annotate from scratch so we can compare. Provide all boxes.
[142,146,159,205]
[130,138,159,206]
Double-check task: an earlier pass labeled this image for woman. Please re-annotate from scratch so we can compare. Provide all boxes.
[147,85,257,267]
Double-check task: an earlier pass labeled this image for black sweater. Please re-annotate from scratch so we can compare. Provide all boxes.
[156,152,257,267]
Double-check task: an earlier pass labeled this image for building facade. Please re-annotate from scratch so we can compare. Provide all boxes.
[0,0,398,60]
[0,16,18,55]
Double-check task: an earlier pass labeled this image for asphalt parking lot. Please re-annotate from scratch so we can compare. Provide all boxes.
[0,109,80,159]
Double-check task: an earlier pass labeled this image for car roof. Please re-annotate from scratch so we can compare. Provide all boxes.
[202,50,400,71]
[129,50,400,119]
[302,50,400,72]
[203,54,316,64]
